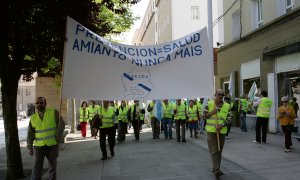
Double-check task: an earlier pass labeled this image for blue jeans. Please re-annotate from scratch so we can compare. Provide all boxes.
[241,111,247,131]
[198,118,205,133]
[163,118,173,138]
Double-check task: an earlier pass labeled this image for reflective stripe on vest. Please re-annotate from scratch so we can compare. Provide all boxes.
[162,103,173,119]
[205,100,230,134]
[188,105,198,121]
[30,108,57,146]
[256,97,272,118]
[79,107,89,122]
[100,107,114,128]
[117,106,129,122]
[174,103,186,120]
[88,105,99,120]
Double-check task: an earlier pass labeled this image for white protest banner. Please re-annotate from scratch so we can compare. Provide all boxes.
[248,82,258,102]
[62,17,213,100]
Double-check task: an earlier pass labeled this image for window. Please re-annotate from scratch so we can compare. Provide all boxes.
[191,6,199,20]
[286,0,294,12]
[232,10,241,40]
[257,0,263,25]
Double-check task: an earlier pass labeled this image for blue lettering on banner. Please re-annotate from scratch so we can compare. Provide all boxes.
[72,22,204,66]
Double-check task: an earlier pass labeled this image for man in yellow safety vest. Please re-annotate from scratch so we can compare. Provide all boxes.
[204,89,230,177]
[253,90,273,143]
[27,97,64,180]
[96,100,116,160]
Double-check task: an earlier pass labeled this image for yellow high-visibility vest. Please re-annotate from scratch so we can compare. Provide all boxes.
[205,100,230,134]
[174,103,186,120]
[99,107,114,128]
[187,105,198,121]
[88,105,100,120]
[148,102,155,118]
[117,105,129,122]
[256,97,272,118]
[79,107,89,122]
[162,102,173,119]
[30,108,57,147]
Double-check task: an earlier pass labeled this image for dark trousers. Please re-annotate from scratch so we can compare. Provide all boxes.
[226,124,231,137]
[32,145,58,180]
[255,117,269,143]
[282,125,293,149]
[117,121,128,141]
[175,120,186,142]
[99,127,115,157]
[89,120,97,137]
[161,118,164,132]
[151,117,160,138]
[240,111,247,131]
[132,120,141,140]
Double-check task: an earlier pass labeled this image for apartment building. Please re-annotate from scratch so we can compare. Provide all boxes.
[132,0,221,46]
[216,0,300,133]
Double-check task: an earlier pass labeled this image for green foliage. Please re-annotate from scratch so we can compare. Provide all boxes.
[6,0,140,79]
[41,57,61,76]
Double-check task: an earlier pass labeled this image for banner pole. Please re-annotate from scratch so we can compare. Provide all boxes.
[207,0,214,93]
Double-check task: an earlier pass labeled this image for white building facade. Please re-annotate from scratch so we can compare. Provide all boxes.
[132,0,221,46]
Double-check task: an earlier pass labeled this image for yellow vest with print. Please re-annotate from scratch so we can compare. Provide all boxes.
[99,107,114,128]
[205,100,230,134]
[256,97,272,118]
[79,107,89,122]
[162,102,173,119]
[174,103,186,120]
[188,105,198,121]
[88,105,100,121]
[117,105,129,122]
[30,108,57,147]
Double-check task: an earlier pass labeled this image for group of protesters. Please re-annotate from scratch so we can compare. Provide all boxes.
[27,89,299,179]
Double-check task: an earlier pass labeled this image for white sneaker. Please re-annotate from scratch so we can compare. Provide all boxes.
[285,149,291,153]
[253,140,261,144]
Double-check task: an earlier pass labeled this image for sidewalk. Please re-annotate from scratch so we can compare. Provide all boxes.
[1,126,300,179]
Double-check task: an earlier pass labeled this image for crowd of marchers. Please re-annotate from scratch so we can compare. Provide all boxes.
[26,89,299,179]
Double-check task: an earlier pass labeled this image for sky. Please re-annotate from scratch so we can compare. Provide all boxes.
[121,0,150,44]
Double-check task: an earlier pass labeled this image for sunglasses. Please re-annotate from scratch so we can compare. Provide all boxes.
[36,102,45,105]
[282,101,287,103]
[217,93,225,96]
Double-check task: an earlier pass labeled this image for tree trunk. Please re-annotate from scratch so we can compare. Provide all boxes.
[1,75,24,179]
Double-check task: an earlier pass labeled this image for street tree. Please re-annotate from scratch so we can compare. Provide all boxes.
[2,0,140,178]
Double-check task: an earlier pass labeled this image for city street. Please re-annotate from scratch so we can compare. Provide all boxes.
[1,126,300,180]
